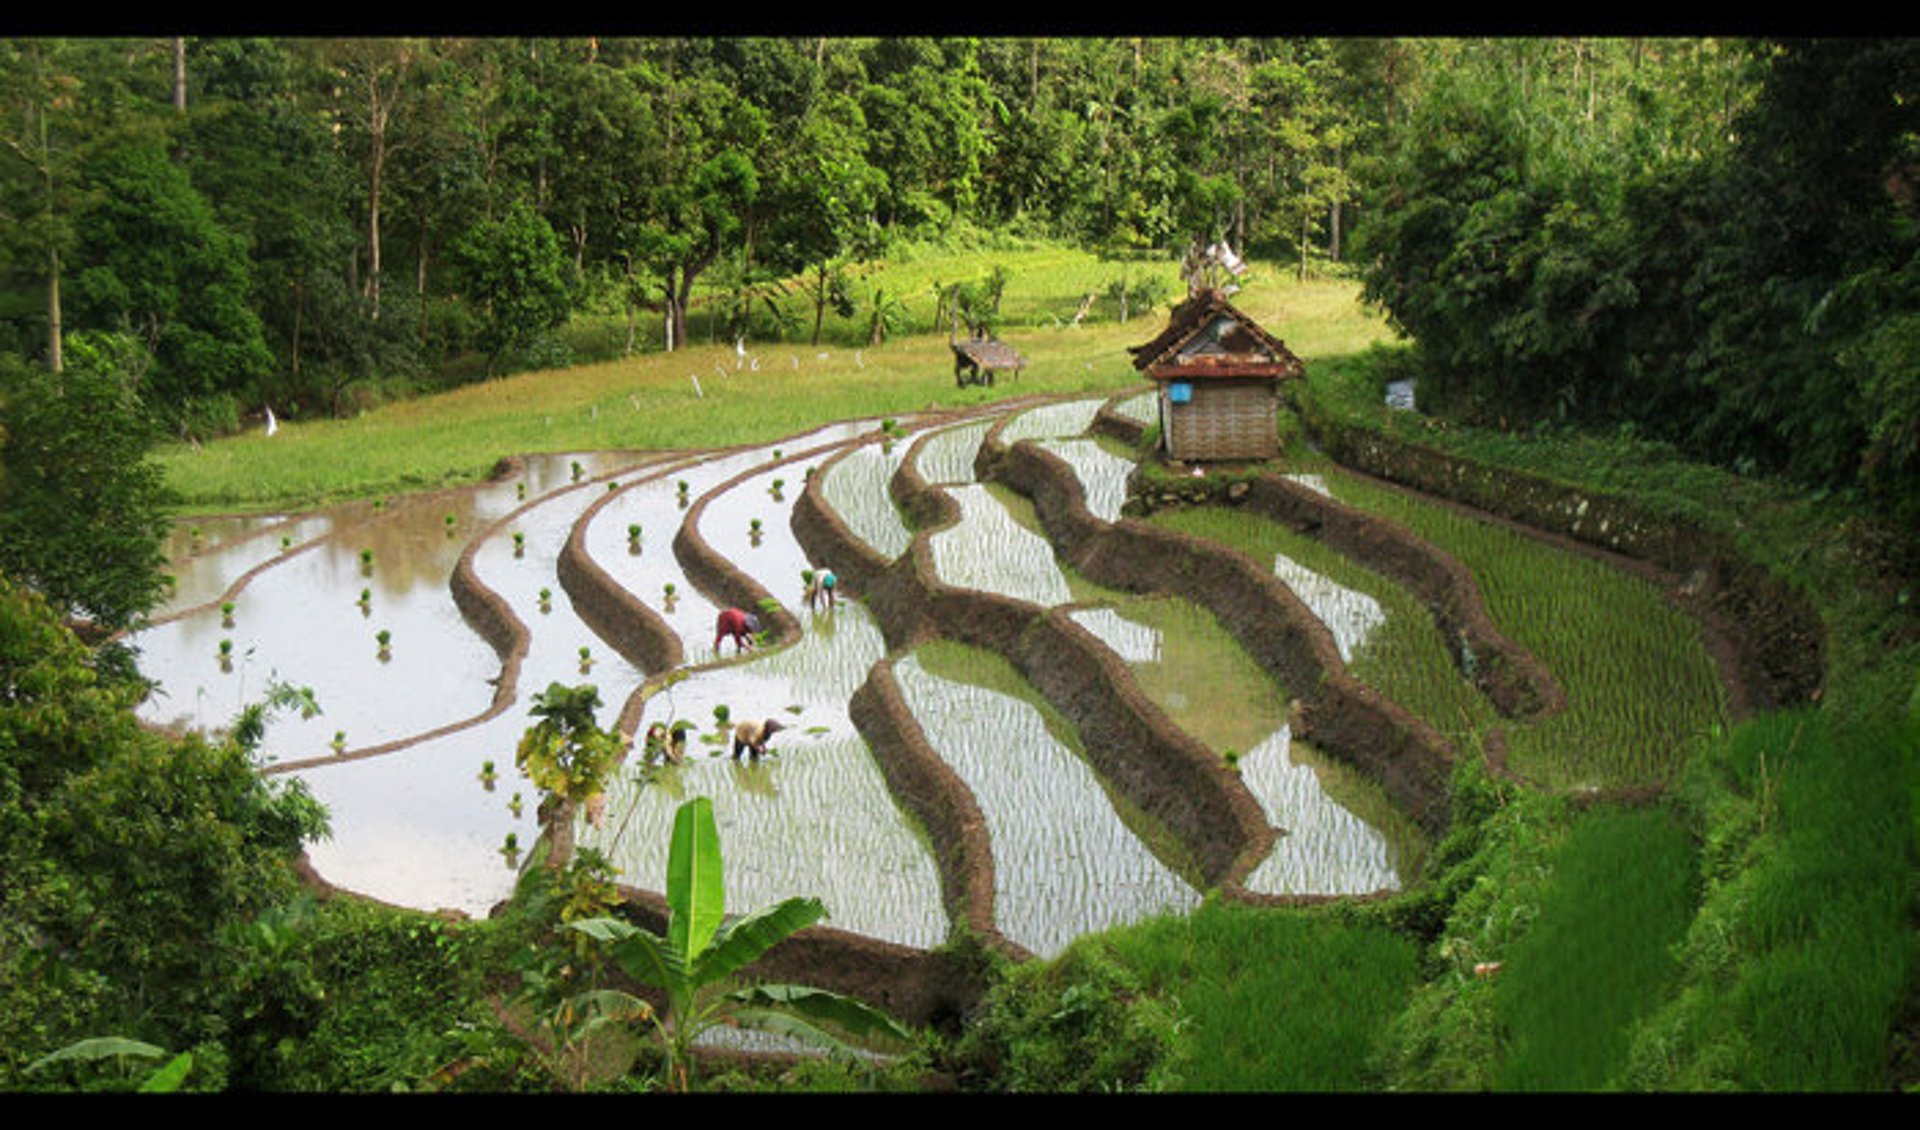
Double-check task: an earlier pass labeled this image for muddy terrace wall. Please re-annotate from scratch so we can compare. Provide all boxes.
[796,430,1275,887]
[978,426,1459,838]
[557,464,692,677]
[1307,414,1825,713]
[1232,474,1564,721]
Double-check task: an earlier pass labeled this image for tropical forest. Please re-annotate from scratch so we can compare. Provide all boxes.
[0,35,1915,1093]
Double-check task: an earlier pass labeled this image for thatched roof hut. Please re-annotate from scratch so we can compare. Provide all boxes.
[1129,289,1304,462]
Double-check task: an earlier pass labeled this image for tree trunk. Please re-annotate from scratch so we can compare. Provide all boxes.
[46,245,61,375]
[172,38,187,113]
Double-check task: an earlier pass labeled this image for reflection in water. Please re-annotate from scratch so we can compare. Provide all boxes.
[129,401,1404,939]
[1237,726,1399,896]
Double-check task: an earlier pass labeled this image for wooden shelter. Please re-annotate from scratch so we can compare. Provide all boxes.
[1129,289,1304,462]
[950,335,1028,388]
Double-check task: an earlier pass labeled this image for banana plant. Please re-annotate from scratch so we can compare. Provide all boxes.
[569,796,910,1091]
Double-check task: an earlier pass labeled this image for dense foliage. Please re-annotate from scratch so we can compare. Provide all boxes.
[1357,38,1920,532]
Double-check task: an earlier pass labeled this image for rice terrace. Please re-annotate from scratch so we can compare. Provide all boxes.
[116,264,1866,1087]
[7,36,1917,1094]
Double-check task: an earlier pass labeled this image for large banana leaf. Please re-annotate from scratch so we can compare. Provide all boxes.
[668,796,726,963]
[570,916,688,990]
[692,895,828,986]
[728,984,914,1052]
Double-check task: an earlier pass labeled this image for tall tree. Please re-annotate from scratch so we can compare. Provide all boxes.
[317,38,429,322]
[0,39,93,374]
[762,89,885,346]
[68,137,273,424]
[625,66,765,352]
[0,337,173,632]
[449,197,572,376]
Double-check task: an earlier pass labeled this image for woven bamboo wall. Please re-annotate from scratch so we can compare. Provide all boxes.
[1161,381,1278,461]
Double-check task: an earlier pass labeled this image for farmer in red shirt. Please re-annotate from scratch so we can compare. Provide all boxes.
[714,606,761,653]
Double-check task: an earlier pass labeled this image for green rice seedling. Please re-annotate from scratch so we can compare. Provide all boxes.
[1320,470,1728,790]
[929,484,1073,606]
[220,600,235,626]
[1618,709,1915,1091]
[512,531,525,556]
[576,609,945,949]
[1037,437,1137,523]
[375,628,392,659]
[912,419,992,486]
[1112,390,1158,426]
[1492,804,1697,1091]
[997,397,1104,444]
[898,644,1201,957]
[1063,573,1412,895]
[818,443,913,559]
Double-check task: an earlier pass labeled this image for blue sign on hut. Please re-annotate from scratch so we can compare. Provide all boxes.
[1128,288,1304,463]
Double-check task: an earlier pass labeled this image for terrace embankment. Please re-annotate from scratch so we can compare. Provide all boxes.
[555,468,689,679]
[796,430,1275,890]
[1306,414,1823,717]
[603,880,995,1035]
[978,427,1459,840]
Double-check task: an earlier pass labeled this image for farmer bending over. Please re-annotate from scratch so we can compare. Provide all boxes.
[714,607,761,653]
[806,568,840,612]
[732,717,786,761]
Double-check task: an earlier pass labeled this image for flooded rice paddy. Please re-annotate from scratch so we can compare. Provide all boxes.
[124,386,1718,952]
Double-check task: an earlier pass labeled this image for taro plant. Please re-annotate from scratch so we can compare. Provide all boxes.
[514,531,526,556]
[569,796,912,1092]
[375,629,392,660]
[220,600,236,627]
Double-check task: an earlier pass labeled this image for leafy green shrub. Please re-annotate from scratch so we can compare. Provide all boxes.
[953,939,1181,1092]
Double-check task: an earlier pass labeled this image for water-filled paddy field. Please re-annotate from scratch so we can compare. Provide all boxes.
[126,390,1730,956]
